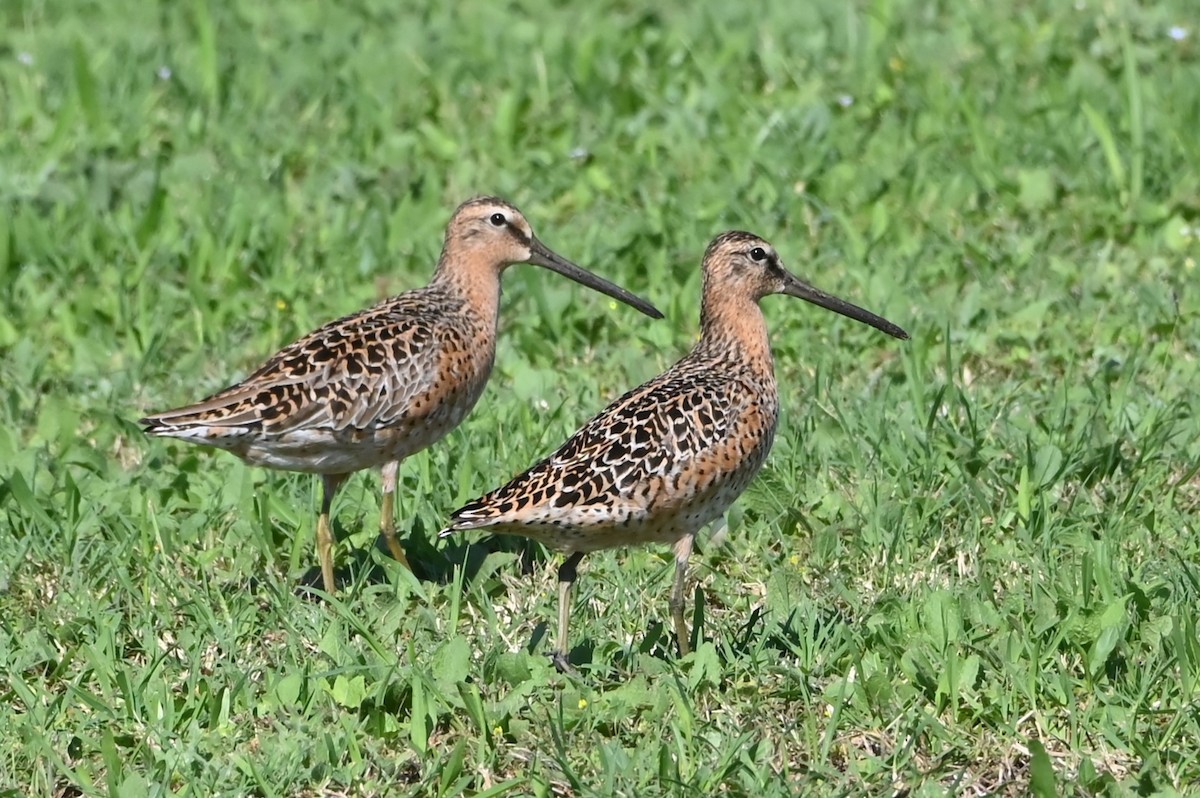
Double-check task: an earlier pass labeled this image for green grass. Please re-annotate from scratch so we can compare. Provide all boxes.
[2,0,1199,794]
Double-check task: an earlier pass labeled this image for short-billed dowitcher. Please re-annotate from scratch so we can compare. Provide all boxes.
[141,196,663,594]
[441,231,907,665]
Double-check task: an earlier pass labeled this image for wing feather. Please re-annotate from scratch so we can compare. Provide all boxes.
[446,355,776,533]
[141,291,450,436]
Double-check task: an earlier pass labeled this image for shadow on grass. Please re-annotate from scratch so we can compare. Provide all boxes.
[278,519,842,682]
[551,590,854,684]
[288,519,543,598]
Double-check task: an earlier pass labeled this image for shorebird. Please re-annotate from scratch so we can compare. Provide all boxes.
[441,231,907,665]
[140,196,663,594]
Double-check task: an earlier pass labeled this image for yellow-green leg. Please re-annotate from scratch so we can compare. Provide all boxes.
[669,533,695,656]
[379,460,411,570]
[552,552,584,672]
[317,474,348,594]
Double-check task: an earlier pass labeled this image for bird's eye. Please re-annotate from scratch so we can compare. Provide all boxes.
[749,247,768,262]
[489,212,507,227]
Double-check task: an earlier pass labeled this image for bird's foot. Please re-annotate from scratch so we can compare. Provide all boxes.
[549,650,575,675]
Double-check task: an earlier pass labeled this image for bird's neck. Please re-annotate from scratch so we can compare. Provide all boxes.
[697,293,774,375]
[431,248,503,329]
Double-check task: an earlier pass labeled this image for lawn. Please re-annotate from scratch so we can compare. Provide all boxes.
[2,0,1199,795]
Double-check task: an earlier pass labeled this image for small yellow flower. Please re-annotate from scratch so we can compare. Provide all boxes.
[492,725,503,737]
[276,299,288,311]
[788,554,800,566]
[577,698,588,710]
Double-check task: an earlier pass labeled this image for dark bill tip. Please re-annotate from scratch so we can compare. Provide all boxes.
[527,238,663,319]
[783,274,909,340]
